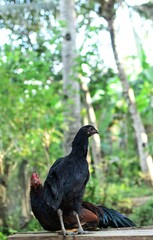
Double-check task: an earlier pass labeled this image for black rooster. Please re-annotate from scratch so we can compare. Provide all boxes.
[43,125,98,235]
[30,173,136,232]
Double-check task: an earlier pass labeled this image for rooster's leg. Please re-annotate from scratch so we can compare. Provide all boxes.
[73,211,89,234]
[57,209,75,236]
[57,209,67,236]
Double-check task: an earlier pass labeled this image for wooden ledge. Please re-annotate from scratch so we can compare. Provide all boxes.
[8,227,153,240]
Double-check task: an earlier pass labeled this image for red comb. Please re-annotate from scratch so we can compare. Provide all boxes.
[31,172,39,180]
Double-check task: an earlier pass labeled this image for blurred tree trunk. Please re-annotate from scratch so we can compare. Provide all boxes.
[0,176,8,232]
[0,154,9,233]
[60,0,81,154]
[82,82,103,178]
[18,159,30,228]
[98,0,153,182]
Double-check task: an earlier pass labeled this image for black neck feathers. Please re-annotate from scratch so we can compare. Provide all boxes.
[71,130,88,157]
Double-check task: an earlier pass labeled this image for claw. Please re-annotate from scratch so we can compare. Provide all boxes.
[58,231,76,236]
[73,211,89,235]
[77,229,89,235]
[57,209,68,237]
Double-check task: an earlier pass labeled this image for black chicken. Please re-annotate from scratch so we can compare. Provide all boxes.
[43,125,98,235]
[30,173,136,232]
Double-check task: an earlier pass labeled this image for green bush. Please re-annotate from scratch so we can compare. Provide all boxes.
[130,200,153,226]
[21,218,43,232]
[0,232,7,240]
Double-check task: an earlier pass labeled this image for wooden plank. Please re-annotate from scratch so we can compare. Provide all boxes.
[8,228,153,240]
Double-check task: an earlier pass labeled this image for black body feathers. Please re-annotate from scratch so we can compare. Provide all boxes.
[43,125,98,214]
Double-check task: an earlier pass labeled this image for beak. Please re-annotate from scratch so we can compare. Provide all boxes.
[32,179,39,185]
[91,128,99,135]
[94,129,98,134]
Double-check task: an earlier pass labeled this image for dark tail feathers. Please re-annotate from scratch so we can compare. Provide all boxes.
[97,205,136,228]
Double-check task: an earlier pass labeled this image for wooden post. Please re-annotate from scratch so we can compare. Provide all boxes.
[8,227,153,240]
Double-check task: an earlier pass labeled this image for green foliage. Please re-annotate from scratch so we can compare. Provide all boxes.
[0,28,64,233]
[0,232,7,240]
[84,157,152,217]
[130,200,153,226]
[0,42,63,166]
[20,218,43,232]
